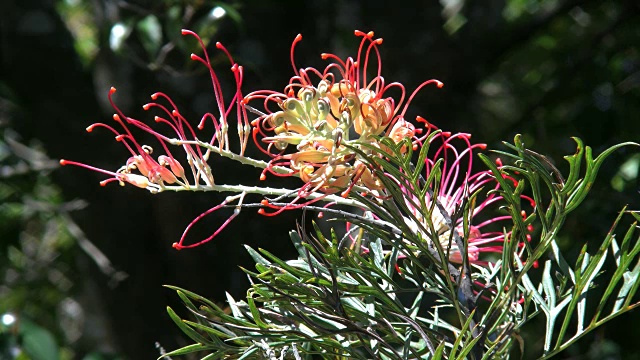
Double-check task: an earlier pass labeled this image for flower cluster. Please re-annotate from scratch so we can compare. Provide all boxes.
[60,30,249,193]
[400,127,535,265]
[61,28,535,264]
[245,31,443,200]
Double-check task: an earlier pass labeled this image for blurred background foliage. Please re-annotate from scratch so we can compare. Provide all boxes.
[0,0,638,358]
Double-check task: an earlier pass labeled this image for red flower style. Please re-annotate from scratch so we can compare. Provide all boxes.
[60,30,249,192]
[244,30,443,214]
[401,127,536,266]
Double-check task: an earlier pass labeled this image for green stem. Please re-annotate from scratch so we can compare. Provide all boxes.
[160,183,366,208]
[170,139,294,175]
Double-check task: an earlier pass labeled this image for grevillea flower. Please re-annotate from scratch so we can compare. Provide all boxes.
[245,30,443,212]
[60,30,249,193]
[401,126,536,266]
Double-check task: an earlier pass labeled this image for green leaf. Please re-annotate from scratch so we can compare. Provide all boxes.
[176,290,199,312]
[166,306,209,345]
[19,319,59,360]
[246,291,270,329]
[159,343,210,358]
[565,141,638,213]
[432,341,446,360]
[225,292,244,320]
[182,320,234,342]
[164,285,222,312]
[449,308,476,360]
[562,137,585,193]
[237,346,259,360]
[550,240,576,284]
[244,244,271,266]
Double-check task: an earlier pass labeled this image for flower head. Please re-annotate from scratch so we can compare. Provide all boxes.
[60,30,248,193]
[402,128,535,265]
[245,30,443,207]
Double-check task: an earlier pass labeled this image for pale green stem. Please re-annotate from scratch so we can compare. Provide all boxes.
[161,138,375,208]
[159,183,366,208]
[169,138,293,175]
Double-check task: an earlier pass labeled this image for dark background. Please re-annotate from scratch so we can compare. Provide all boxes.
[0,0,639,359]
